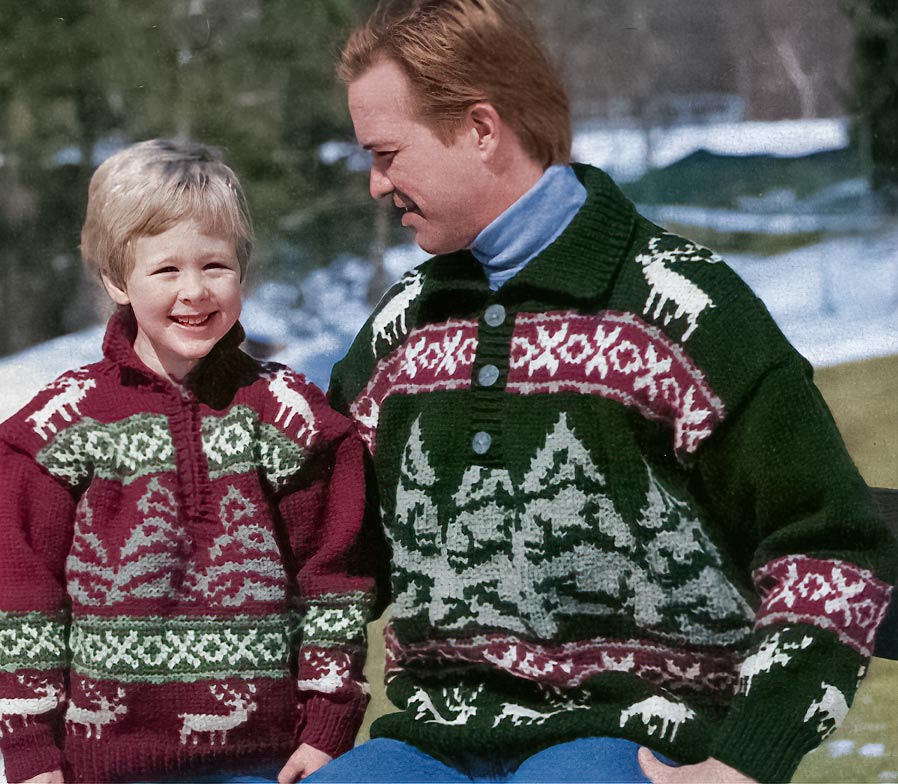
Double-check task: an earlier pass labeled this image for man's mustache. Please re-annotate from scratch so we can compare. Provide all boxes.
[392,190,420,214]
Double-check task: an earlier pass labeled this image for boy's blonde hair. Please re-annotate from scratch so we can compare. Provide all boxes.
[338,0,571,167]
[81,139,253,289]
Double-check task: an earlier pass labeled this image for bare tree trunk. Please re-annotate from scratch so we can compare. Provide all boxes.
[367,199,391,307]
[772,34,818,118]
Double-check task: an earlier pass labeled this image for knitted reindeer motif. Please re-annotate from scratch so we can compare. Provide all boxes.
[0,676,61,735]
[264,368,318,444]
[370,270,424,355]
[637,235,720,342]
[619,695,696,742]
[26,373,97,439]
[66,683,128,739]
[178,683,258,746]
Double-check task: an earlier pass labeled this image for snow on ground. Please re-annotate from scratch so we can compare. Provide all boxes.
[727,226,898,368]
[573,117,848,182]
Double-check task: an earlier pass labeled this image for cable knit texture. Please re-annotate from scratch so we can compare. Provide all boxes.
[0,308,381,783]
[328,164,897,783]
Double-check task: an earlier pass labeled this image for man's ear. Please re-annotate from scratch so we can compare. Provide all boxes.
[466,102,501,158]
[101,272,131,306]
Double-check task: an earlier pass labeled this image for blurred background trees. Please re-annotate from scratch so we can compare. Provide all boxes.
[0,0,379,357]
[0,0,896,358]
[850,0,898,213]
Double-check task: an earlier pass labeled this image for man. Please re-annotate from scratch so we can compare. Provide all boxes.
[321,1,897,782]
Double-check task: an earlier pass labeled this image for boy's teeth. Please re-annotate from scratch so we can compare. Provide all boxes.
[175,314,210,326]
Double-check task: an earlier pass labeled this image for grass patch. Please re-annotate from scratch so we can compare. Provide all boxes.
[663,224,826,256]
[814,353,898,489]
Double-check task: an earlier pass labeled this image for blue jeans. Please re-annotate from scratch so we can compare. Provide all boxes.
[138,764,282,783]
[307,737,662,783]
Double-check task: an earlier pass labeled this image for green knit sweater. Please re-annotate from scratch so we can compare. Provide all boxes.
[329,164,897,782]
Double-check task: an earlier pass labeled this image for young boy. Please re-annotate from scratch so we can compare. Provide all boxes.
[0,139,382,784]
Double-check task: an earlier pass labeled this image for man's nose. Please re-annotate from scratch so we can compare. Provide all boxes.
[369,166,393,200]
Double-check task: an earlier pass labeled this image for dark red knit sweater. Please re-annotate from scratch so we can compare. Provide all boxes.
[0,309,381,783]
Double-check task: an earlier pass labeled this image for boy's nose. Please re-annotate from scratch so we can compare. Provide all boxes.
[179,273,210,301]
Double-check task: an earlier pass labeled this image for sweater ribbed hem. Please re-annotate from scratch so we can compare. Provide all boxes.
[64,735,293,783]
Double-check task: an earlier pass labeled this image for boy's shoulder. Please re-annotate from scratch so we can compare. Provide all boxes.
[0,361,109,448]
[240,361,346,448]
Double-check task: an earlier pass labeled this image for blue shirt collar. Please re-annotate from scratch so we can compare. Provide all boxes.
[469,164,587,290]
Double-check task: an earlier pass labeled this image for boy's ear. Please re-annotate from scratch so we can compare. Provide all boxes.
[101,272,131,306]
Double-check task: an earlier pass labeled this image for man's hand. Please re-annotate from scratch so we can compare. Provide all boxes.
[278,742,333,783]
[23,770,64,784]
[638,747,757,784]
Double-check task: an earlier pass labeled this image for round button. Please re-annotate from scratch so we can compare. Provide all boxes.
[484,304,506,327]
[472,431,492,455]
[477,364,500,387]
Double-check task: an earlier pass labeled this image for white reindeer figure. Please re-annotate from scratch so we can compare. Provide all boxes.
[0,676,62,735]
[637,236,717,342]
[738,630,813,695]
[66,684,127,739]
[296,658,345,695]
[26,374,97,439]
[179,683,257,746]
[408,685,481,726]
[619,695,696,743]
[264,368,318,444]
[370,270,424,354]
[493,697,590,728]
[803,681,849,739]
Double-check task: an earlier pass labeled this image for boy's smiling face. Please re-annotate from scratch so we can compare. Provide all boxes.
[103,219,242,383]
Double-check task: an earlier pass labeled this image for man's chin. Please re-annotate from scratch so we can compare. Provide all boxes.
[414,232,465,256]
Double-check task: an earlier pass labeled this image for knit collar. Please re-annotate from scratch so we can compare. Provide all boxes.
[420,164,637,309]
[102,306,256,408]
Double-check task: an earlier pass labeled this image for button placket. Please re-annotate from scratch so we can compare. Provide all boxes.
[470,302,510,461]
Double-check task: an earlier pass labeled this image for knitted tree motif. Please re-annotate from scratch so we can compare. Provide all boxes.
[66,498,116,606]
[391,418,442,621]
[66,477,185,605]
[516,414,643,636]
[114,477,186,602]
[391,413,754,645]
[636,469,754,643]
[184,485,285,607]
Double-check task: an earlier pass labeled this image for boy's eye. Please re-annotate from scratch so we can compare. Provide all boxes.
[152,266,178,274]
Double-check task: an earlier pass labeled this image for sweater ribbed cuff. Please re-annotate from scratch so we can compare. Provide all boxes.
[710,711,817,783]
[298,691,369,759]
[1,735,64,784]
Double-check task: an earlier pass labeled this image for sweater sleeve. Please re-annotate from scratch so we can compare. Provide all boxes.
[0,430,73,782]
[696,357,896,783]
[262,369,387,758]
